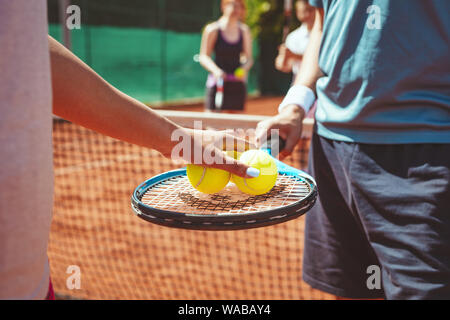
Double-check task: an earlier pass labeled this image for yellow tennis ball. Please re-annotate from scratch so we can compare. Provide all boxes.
[186,164,230,194]
[232,150,278,195]
[234,67,245,79]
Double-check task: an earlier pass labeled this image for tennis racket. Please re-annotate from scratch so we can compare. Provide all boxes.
[215,77,224,110]
[131,134,317,231]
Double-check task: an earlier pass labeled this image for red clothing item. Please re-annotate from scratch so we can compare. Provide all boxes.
[45,279,55,300]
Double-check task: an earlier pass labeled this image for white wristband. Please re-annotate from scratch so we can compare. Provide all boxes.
[278,84,316,114]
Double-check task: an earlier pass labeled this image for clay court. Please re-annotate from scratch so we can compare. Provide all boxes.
[49,96,337,300]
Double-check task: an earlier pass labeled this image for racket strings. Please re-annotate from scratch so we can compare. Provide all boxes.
[178,185,286,211]
[140,174,311,215]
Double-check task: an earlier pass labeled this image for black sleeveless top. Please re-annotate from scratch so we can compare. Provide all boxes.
[214,24,243,74]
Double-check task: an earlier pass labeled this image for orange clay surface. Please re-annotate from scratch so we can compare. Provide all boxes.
[48,96,337,299]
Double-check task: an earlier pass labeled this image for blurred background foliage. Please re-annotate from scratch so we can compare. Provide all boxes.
[247,0,301,94]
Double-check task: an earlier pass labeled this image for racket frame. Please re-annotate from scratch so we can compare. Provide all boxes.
[131,167,317,231]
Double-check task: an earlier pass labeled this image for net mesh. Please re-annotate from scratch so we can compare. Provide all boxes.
[49,112,337,300]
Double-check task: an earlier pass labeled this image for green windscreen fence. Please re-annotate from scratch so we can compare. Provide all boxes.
[48,0,260,105]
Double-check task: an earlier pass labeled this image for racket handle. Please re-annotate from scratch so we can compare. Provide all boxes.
[260,133,286,157]
[215,78,224,109]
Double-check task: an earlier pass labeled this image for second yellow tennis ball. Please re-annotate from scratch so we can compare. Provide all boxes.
[186,164,230,194]
[232,150,278,195]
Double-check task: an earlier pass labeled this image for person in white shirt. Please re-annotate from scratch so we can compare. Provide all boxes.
[275,0,315,83]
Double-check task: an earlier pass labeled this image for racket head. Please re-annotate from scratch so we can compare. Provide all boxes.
[131,163,317,231]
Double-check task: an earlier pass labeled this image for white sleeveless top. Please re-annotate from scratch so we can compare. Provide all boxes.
[285,24,311,75]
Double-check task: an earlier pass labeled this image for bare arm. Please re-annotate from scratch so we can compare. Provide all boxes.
[284,49,304,62]
[199,24,225,79]
[240,25,253,73]
[275,44,301,73]
[50,36,179,158]
[256,8,324,158]
[292,8,324,91]
[49,36,254,177]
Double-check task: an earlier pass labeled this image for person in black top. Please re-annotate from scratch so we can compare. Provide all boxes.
[199,0,253,112]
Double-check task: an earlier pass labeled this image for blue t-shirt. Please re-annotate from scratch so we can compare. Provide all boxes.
[309,0,450,143]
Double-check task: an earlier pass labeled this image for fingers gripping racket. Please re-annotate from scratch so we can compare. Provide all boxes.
[131,135,317,230]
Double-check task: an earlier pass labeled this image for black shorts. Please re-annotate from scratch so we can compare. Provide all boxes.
[205,81,246,111]
[303,132,450,299]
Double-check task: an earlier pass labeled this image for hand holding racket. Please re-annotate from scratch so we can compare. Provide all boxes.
[131,133,317,231]
[256,104,305,160]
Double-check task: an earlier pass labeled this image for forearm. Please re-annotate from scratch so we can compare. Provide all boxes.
[277,8,323,116]
[275,54,293,73]
[199,54,223,75]
[256,12,324,155]
[241,29,253,73]
[241,57,253,72]
[286,52,303,61]
[49,36,179,157]
[293,8,324,92]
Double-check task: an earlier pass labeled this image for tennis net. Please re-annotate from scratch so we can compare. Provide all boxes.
[49,110,336,300]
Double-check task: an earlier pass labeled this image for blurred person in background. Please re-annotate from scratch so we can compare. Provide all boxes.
[199,0,253,112]
[275,0,315,84]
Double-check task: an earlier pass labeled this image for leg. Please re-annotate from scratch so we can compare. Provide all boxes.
[205,86,217,111]
[303,133,385,299]
[350,143,450,299]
